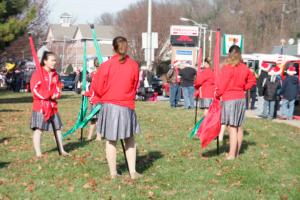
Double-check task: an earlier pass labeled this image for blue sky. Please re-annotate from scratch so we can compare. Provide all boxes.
[48,0,139,23]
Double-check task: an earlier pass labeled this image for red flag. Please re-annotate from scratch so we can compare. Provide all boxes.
[197,29,222,149]
[29,34,44,85]
[197,98,221,148]
[194,48,203,97]
[213,29,221,85]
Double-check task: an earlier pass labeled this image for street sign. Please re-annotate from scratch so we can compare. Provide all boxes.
[222,34,244,56]
[170,26,199,36]
[170,25,199,47]
[142,32,158,49]
[144,48,155,62]
[171,47,197,68]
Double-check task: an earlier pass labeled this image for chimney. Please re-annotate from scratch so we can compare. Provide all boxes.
[60,13,72,27]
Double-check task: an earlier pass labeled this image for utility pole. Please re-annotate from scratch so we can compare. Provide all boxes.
[280,2,287,38]
[147,0,152,71]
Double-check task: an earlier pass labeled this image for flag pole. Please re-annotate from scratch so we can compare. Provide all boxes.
[120,139,130,175]
[214,28,221,155]
[194,97,198,125]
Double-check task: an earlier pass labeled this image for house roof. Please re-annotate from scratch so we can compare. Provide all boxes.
[76,24,115,40]
[48,24,77,41]
[60,12,72,18]
[99,44,114,57]
[272,45,298,56]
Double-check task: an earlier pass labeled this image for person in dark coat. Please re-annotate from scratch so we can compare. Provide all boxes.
[280,66,299,120]
[260,66,282,119]
[256,62,270,115]
[179,64,197,109]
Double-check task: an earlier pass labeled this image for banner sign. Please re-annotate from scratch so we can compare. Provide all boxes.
[222,34,244,56]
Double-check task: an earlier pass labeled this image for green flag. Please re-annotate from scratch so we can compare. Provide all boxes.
[91,26,103,64]
[63,41,89,138]
[189,116,205,139]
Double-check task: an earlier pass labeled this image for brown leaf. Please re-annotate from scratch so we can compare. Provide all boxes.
[68,186,74,193]
[83,178,97,189]
[280,194,289,200]
[26,182,35,192]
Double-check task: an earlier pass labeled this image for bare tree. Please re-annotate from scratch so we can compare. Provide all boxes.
[95,12,115,25]
[28,0,50,43]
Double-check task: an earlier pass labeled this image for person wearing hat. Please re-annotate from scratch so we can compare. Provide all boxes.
[260,66,282,119]
[280,66,299,120]
[256,62,271,115]
[167,61,181,108]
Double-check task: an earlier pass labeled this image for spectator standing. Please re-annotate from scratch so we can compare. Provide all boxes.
[280,66,299,120]
[260,66,282,119]
[179,64,197,109]
[167,61,181,108]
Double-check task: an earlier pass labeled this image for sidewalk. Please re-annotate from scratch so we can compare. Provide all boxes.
[245,110,300,129]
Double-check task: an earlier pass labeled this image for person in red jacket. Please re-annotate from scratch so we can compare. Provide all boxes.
[194,57,215,115]
[30,51,69,157]
[91,36,141,179]
[216,45,256,160]
[84,58,102,141]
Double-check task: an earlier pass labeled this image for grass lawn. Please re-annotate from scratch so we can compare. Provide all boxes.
[0,91,299,199]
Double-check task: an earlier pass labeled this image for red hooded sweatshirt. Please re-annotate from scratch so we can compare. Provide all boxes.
[91,54,139,110]
[216,63,256,101]
[30,68,61,120]
[194,68,215,98]
[84,71,98,105]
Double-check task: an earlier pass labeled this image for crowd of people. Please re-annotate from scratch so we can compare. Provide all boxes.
[0,60,35,92]
[166,45,299,160]
[167,50,299,121]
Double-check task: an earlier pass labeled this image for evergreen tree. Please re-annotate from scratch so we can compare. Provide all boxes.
[0,0,36,49]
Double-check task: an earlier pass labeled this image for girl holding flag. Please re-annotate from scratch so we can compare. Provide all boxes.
[91,36,141,179]
[194,57,215,115]
[84,58,102,141]
[215,45,256,160]
[30,51,69,157]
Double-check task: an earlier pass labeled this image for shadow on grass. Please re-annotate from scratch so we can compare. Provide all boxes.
[0,93,77,104]
[0,137,14,144]
[0,109,22,112]
[202,140,256,157]
[118,151,164,174]
[46,139,92,154]
[0,162,10,169]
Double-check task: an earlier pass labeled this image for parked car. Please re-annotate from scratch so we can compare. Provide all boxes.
[151,76,163,95]
[60,75,75,90]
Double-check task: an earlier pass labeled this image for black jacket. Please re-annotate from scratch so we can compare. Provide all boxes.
[263,76,282,101]
[282,75,299,100]
[257,70,269,96]
[179,67,196,87]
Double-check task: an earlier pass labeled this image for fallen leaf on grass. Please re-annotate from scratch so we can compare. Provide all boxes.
[83,178,97,189]
[25,181,35,192]
[230,181,241,188]
[4,139,9,145]
[68,186,74,193]
[148,191,154,198]
[280,194,289,200]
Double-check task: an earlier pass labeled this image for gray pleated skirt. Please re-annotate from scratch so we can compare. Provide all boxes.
[96,103,141,141]
[91,104,100,119]
[221,99,246,127]
[30,111,63,131]
[199,98,212,109]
